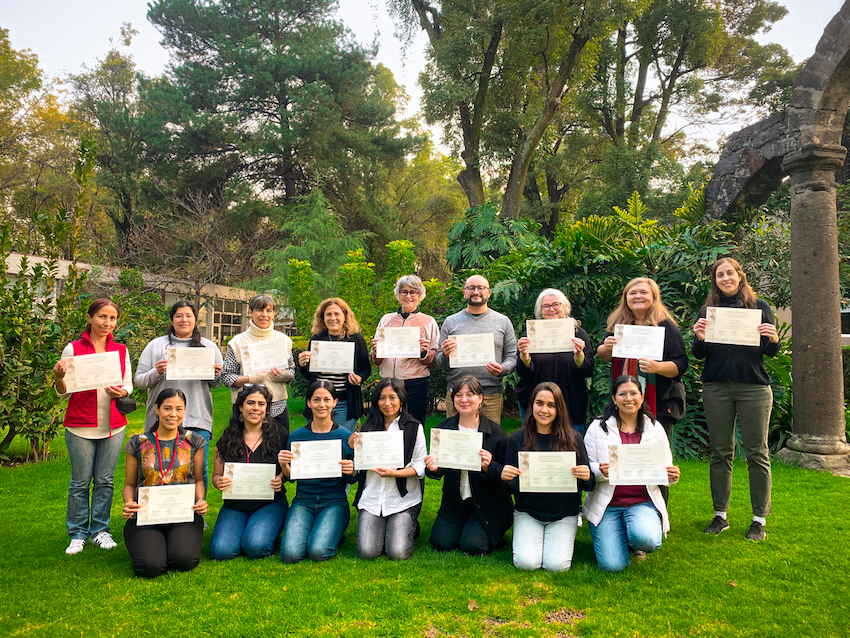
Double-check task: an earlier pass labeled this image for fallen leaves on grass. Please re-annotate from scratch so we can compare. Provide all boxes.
[468,599,479,611]
[544,609,585,625]
[728,579,737,588]
[521,597,542,606]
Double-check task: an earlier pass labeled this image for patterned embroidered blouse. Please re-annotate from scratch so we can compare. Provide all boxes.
[125,430,207,486]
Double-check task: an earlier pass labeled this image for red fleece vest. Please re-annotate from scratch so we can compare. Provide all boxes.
[62,333,128,430]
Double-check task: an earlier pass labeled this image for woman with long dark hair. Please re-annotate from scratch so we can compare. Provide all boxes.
[693,257,780,541]
[53,298,132,556]
[583,375,680,572]
[501,382,594,571]
[351,378,426,561]
[209,385,288,560]
[135,300,223,487]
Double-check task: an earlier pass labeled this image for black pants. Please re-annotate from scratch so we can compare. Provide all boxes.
[403,377,430,424]
[429,512,493,556]
[124,514,203,578]
[656,416,677,505]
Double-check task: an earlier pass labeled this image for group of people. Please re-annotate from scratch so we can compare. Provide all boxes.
[53,257,780,577]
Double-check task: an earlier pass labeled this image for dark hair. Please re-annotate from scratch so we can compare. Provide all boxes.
[523,382,576,452]
[361,378,410,432]
[168,301,203,347]
[598,375,654,434]
[147,388,187,432]
[215,385,280,460]
[304,380,338,422]
[248,294,276,312]
[705,257,758,309]
[83,298,120,334]
[450,375,483,405]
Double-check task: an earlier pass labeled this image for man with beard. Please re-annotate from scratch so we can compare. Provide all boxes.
[436,275,517,424]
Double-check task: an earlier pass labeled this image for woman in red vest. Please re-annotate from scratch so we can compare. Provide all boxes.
[53,298,133,556]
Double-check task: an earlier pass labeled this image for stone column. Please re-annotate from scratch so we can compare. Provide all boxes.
[778,143,850,471]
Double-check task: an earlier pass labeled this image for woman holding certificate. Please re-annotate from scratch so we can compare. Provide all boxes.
[221,294,295,431]
[209,385,288,560]
[516,289,595,434]
[297,298,371,431]
[278,380,358,562]
[53,298,133,556]
[596,278,688,450]
[425,376,513,556]
[121,389,208,578]
[583,375,680,572]
[351,378,426,561]
[693,257,780,542]
[135,301,223,488]
[370,275,439,423]
[501,382,595,571]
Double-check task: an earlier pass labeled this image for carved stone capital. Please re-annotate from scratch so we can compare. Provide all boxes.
[782,143,847,176]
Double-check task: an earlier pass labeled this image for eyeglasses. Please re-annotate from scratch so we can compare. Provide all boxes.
[398,290,420,297]
[465,285,488,292]
[541,302,562,311]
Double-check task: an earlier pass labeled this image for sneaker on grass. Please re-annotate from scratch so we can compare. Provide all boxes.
[65,539,86,555]
[745,521,766,541]
[91,531,117,549]
[703,516,730,535]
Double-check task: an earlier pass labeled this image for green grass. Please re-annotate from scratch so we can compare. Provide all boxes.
[1,387,849,637]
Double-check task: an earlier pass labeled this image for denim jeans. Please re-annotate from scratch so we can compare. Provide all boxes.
[588,501,662,572]
[512,511,578,572]
[186,428,211,492]
[65,428,125,540]
[209,499,289,560]
[356,505,420,561]
[280,497,350,563]
[332,400,359,431]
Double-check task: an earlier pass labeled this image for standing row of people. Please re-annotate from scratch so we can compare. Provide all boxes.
[52,256,779,577]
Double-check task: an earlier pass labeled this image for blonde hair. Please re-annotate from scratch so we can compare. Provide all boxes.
[605,277,676,331]
[311,298,361,337]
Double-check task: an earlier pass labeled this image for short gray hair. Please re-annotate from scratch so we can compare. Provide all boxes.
[248,294,276,312]
[534,288,571,319]
[394,275,426,301]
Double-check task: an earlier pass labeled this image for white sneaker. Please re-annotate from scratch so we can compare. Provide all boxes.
[91,531,117,550]
[65,539,86,555]
[577,514,583,528]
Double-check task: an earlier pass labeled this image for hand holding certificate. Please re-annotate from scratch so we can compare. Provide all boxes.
[221,463,277,500]
[354,431,405,470]
[526,319,576,353]
[429,428,483,471]
[61,350,123,393]
[704,307,762,346]
[136,484,196,526]
[375,326,421,358]
[607,443,668,486]
[611,324,666,361]
[289,439,343,480]
[166,346,216,381]
[308,341,355,374]
[518,451,577,492]
[447,334,496,368]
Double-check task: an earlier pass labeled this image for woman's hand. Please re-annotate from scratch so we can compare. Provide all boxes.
[479,448,492,471]
[155,359,168,375]
[270,474,283,492]
[298,351,311,367]
[597,336,617,361]
[53,359,69,381]
[348,372,362,386]
[666,465,680,485]
[500,464,521,482]
[213,475,232,491]
[418,337,431,352]
[192,498,209,517]
[213,363,222,376]
[571,464,591,481]
[122,500,140,520]
[340,459,356,476]
[758,322,779,344]
[599,462,610,478]
[571,337,585,354]
[424,454,438,473]
[517,337,531,365]
[267,366,282,381]
[693,318,707,341]
[372,467,397,478]
[637,358,659,374]
[104,385,126,398]
[278,450,294,466]
[348,432,361,448]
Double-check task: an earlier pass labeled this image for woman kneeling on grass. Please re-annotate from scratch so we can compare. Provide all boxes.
[501,382,595,572]
[583,375,680,572]
[121,389,207,578]
[424,375,513,555]
[209,385,288,560]
[350,378,426,561]
[277,380,357,562]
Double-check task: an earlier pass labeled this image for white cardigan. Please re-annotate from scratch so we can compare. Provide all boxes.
[583,414,674,534]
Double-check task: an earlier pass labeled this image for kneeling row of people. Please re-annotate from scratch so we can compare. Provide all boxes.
[122,374,679,578]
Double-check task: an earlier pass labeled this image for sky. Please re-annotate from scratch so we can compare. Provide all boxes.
[1,0,846,148]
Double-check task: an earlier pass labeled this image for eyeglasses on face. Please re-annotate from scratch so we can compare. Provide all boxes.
[464,285,488,292]
[398,289,420,297]
[542,302,562,311]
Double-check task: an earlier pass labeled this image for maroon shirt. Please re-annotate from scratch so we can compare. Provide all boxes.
[609,430,651,507]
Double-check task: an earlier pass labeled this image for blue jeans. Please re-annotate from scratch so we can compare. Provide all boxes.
[280,498,350,563]
[589,501,662,572]
[186,428,211,492]
[65,428,125,540]
[332,400,359,431]
[209,499,288,560]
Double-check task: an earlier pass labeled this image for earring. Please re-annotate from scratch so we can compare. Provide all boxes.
[239,413,244,422]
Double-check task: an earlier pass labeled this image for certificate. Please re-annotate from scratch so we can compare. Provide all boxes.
[354,431,405,470]
[136,484,195,526]
[611,324,666,361]
[526,319,576,353]
[289,439,343,480]
[375,326,420,358]
[221,462,276,500]
[239,339,291,375]
[448,333,496,368]
[518,451,577,493]
[63,350,122,393]
[165,346,216,380]
[429,428,483,471]
[308,341,355,374]
[704,307,762,347]
[607,443,668,486]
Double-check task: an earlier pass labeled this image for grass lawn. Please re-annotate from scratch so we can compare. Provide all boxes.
[1,386,848,637]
